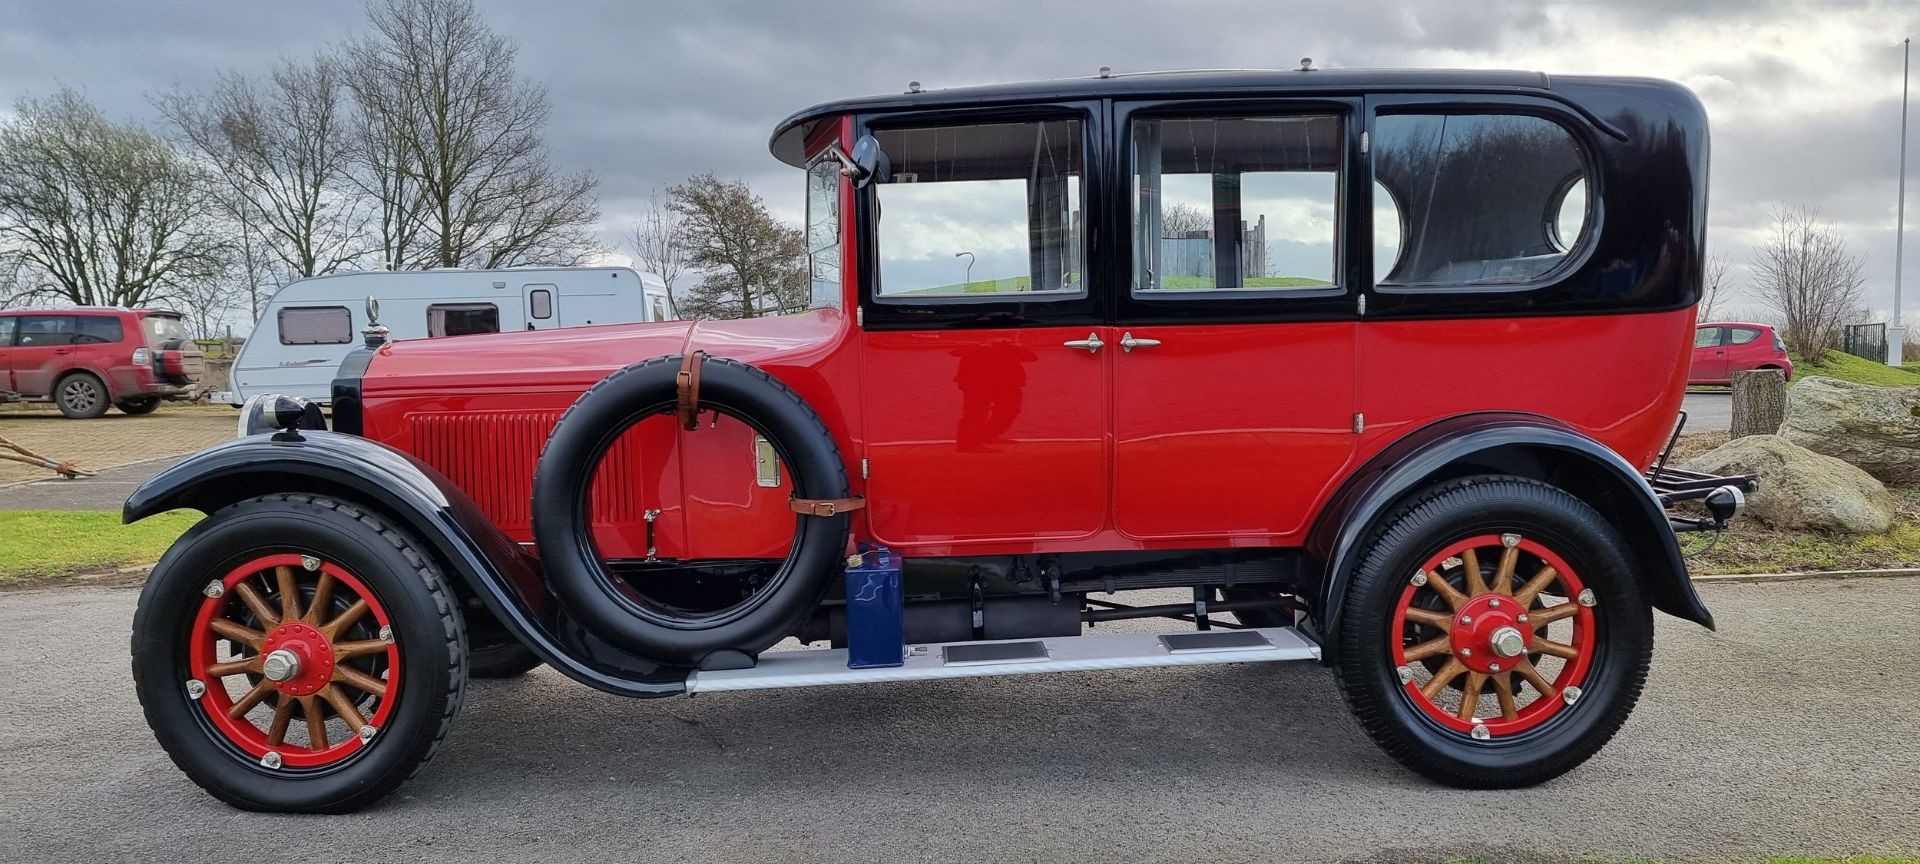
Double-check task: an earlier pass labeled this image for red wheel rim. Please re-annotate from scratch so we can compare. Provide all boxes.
[188,554,400,768]
[1389,534,1596,737]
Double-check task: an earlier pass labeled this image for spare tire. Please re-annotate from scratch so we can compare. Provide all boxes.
[531,354,852,666]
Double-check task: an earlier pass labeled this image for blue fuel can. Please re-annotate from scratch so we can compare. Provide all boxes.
[843,546,905,669]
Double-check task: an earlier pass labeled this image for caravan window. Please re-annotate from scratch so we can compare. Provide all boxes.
[278,307,352,345]
[529,289,553,320]
[427,303,500,337]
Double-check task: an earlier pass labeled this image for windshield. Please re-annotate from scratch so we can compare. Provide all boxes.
[142,315,187,345]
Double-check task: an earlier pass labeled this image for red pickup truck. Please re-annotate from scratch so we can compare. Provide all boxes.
[0,307,205,417]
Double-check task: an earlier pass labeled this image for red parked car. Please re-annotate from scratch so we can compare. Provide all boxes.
[1689,322,1791,386]
[126,69,1755,813]
[0,307,205,418]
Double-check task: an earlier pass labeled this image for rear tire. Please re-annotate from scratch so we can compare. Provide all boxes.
[55,372,108,418]
[116,397,162,415]
[1334,476,1651,789]
[131,494,466,812]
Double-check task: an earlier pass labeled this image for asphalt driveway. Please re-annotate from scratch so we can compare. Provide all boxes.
[1,576,1915,863]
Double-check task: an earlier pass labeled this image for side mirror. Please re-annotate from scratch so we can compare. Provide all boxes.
[845,135,885,188]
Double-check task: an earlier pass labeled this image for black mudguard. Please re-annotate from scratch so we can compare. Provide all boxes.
[1306,412,1712,655]
[123,431,689,697]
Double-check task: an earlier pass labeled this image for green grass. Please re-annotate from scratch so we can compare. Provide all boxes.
[1790,350,1920,387]
[896,276,1036,296]
[1161,275,1331,289]
[0,510,199,582]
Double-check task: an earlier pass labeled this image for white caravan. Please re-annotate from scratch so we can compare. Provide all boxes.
[222,267,674,406]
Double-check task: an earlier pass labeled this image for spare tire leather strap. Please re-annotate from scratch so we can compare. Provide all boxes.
[789,496,867,517]
[676,350,707,430]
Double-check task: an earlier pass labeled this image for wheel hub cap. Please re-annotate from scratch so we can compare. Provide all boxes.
[1489,626,1527,659]
[261,649,302,682]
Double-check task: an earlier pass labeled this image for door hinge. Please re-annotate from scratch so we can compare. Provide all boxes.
[1357,293,1367,316]
[1352,412,1366,435]
[856,305,864,327]
[1360,130,1369,155]
[861,458,869,480]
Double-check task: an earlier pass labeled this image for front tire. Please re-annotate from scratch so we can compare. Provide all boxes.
[1334,476,1651,788]
[131,494,466,812]
[55,372,108,418]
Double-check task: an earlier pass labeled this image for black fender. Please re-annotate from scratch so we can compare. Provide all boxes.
[1306,412,1711,657]
[123,430,689,697]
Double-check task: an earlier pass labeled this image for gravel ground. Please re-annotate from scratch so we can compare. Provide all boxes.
[1,577,1916,864]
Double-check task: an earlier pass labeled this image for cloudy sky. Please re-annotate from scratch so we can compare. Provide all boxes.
[1,0,1916,319]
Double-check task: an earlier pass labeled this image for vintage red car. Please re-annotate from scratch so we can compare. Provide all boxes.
[126,67,1752,813]
[1689,321,1792,385]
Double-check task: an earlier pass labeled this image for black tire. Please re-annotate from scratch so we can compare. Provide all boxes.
[468,638,543,679]
[532,354,851,666]
[131,494,467,813]
[1334,475,1652,789]
[54,372,109,418]
[116,396,163,415]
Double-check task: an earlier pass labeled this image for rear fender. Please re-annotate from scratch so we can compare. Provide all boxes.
[1306,413,1711,659]
[123,431,688,697]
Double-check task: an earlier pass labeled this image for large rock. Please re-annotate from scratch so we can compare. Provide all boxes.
[1780,376,1920,485]
[1682,434,1894,534]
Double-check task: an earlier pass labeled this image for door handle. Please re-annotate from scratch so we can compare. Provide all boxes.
[1119,332,1160,353]
[1062,332,1105,354]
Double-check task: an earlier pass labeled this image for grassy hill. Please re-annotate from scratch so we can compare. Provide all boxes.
[1790,351,1920,387]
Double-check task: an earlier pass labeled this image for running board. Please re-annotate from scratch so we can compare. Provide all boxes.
[686,627,1320,693]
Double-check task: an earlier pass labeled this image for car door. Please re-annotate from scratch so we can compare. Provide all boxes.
[10,315,79,395]
[856,108,1112,547]
[0,315,16,392]
[1109,100,1361,540]
[1691,326,1728,382]
[1723,325,1766,374]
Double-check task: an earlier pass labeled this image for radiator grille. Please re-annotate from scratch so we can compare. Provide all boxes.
[408,412,647,531]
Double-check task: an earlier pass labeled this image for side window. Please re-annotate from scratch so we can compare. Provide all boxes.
[1373,113,1592,288]
[805,156,842,309]
[16,316,77,346]
[1133,114,1342,292]
[279,306,352,345]
[0,316,16,346]
[1693,327,1723,349]
[1728,327,1763,345]
[528,289,553,320]
[73,315,124,344]
[873,119,1083,299]
[427,303,500,337]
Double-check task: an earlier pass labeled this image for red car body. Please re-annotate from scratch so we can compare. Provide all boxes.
[1688,322,1791,386]
[0,307,204,416]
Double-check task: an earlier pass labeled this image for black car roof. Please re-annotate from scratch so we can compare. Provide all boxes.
[769,67,1559,165]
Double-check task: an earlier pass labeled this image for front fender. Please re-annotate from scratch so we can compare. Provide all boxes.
[1306,413,1712,655]
[125,431,689,697]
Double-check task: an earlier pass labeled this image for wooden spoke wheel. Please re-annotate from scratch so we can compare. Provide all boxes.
[1391,534,1595,738]
[132,494,465,812]
[1334,476,1652,789]
[189,554,400,768]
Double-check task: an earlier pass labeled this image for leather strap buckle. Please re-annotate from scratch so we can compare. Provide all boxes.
[788,496,867,517]
[675,350,708,431]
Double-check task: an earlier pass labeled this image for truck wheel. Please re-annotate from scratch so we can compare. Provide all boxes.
[532,354,852,667]
[131,494,466,813]
[116,397,163,415]
[54,372,109,418]
[1334,476,1651,788]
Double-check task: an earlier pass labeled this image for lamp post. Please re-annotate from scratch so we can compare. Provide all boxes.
[1893,37,1911,367]
[955,251,975,290]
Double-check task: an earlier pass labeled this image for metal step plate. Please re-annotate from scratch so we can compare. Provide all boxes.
[686,627,1320,694]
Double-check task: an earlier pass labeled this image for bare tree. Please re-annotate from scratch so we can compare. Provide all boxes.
[1700,253,1731,323]
[625,191,689,313]
[668,173,806,320]
[1162,202,1210,236]
[156,54,366,279]
[344,0,600,269]
[1750,206,1868,365]
[0,88,227,308]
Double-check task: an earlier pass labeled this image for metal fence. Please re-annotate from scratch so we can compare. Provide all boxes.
[1842,322,1887,361]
